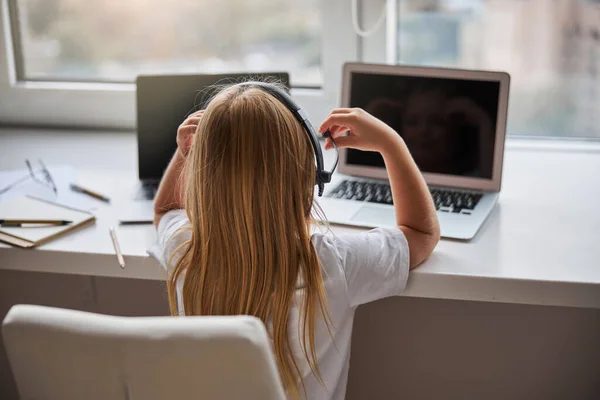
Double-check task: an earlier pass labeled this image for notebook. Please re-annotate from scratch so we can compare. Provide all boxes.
[0,196,96,248]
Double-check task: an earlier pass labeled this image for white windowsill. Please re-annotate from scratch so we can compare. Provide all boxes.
[505,137,600,153]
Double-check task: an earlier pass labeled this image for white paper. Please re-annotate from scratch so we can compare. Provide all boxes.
[0,165,99,212]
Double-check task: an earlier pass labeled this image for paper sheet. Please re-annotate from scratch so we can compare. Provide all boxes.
[0,165,99,212]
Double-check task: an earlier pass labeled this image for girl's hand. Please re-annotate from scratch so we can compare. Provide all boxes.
[319,108,401,154]
[176,110,204,157]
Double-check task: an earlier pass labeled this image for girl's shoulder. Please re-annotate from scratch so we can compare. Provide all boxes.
[311,227,409,274]
[149,210,191,273]
[311,228,410,307]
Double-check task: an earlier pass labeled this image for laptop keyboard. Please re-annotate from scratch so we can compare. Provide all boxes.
[135,182,159,200]
[326,180,482,213]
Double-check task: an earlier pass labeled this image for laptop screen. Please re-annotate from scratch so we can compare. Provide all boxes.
[136,72,290,182]
[347,72,500,180]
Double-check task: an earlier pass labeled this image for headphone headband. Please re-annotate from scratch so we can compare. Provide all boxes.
[232,82,334,196]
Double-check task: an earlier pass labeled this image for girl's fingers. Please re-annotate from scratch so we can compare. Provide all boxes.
[178,126,197,137]
[183,117,202,126]
[179,112,203,130]
[329,126,351,137]
[321,125,345,137]
[189,110,205,117]
[319,113,356,134]
[329,108,354,115]
[327,135,359,149]
[325,124,346,133]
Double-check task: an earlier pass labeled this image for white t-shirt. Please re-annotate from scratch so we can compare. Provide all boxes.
[149,210,410,400]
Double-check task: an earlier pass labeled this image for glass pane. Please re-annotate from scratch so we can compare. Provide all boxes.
[398,0,600,138]
[16,0,322,87]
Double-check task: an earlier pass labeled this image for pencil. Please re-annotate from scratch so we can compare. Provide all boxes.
[0,219,73,227]
[109,226,126,269]
[70,183,111,203]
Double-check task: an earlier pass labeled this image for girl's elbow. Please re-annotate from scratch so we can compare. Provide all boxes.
[409,232,439,269]
[401,224,440,270]
[431,221,441,246]
[425,221,441,260]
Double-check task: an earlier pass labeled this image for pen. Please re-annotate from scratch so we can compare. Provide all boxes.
[0,219,73,227]
[109,226,126,269]
[70,183,111,203]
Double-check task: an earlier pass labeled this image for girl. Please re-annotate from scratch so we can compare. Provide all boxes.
[151,83,440,399]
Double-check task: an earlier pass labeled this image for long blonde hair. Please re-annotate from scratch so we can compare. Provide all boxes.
[168,83,331,398]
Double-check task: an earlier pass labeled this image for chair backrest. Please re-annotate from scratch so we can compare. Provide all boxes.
[2,305,285,400]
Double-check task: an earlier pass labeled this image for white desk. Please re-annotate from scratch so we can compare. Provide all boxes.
[1,128,600,308]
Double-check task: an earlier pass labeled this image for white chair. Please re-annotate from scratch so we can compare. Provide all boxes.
[2,304,285,400]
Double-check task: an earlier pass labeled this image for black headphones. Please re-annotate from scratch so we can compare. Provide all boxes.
[232,82,338,197]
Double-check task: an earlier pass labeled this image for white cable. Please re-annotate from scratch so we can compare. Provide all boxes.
[351,0,387,38]
[386,0,398,63]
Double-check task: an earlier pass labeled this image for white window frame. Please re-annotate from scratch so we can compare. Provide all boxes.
[0,0,361,129]
[358,0,396,64]
[3,0,599,142]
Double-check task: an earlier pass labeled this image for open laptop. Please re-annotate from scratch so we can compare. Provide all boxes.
[318,63,510,240]
[118,72,290,223]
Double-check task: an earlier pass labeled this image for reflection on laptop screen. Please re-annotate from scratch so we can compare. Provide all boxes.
[347,72,500,179]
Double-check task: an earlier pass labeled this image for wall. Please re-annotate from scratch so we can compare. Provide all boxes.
[347,296,600,400]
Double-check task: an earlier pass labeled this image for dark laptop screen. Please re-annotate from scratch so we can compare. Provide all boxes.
[347,72,500,179]
[136,72,290,181]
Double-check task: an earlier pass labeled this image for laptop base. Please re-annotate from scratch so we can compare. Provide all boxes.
[317,188,498,241]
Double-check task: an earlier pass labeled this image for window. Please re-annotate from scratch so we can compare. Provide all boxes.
[396,0,600,139]
[0,0,357,128]
[14,0,322,87]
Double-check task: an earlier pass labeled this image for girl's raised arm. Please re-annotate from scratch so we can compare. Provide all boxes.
[153,111,203,227]
[320,108,440,268]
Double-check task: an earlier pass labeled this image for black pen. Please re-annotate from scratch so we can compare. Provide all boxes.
[0,219,73,227]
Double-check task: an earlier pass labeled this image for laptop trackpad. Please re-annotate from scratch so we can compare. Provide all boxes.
[351,205,396,227]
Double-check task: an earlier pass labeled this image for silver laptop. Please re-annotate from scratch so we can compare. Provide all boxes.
[318,63,510,240]
[118,72,290,223]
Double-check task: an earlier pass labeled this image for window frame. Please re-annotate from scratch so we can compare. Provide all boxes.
[0,0,359,129]
[2,0,600,142]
